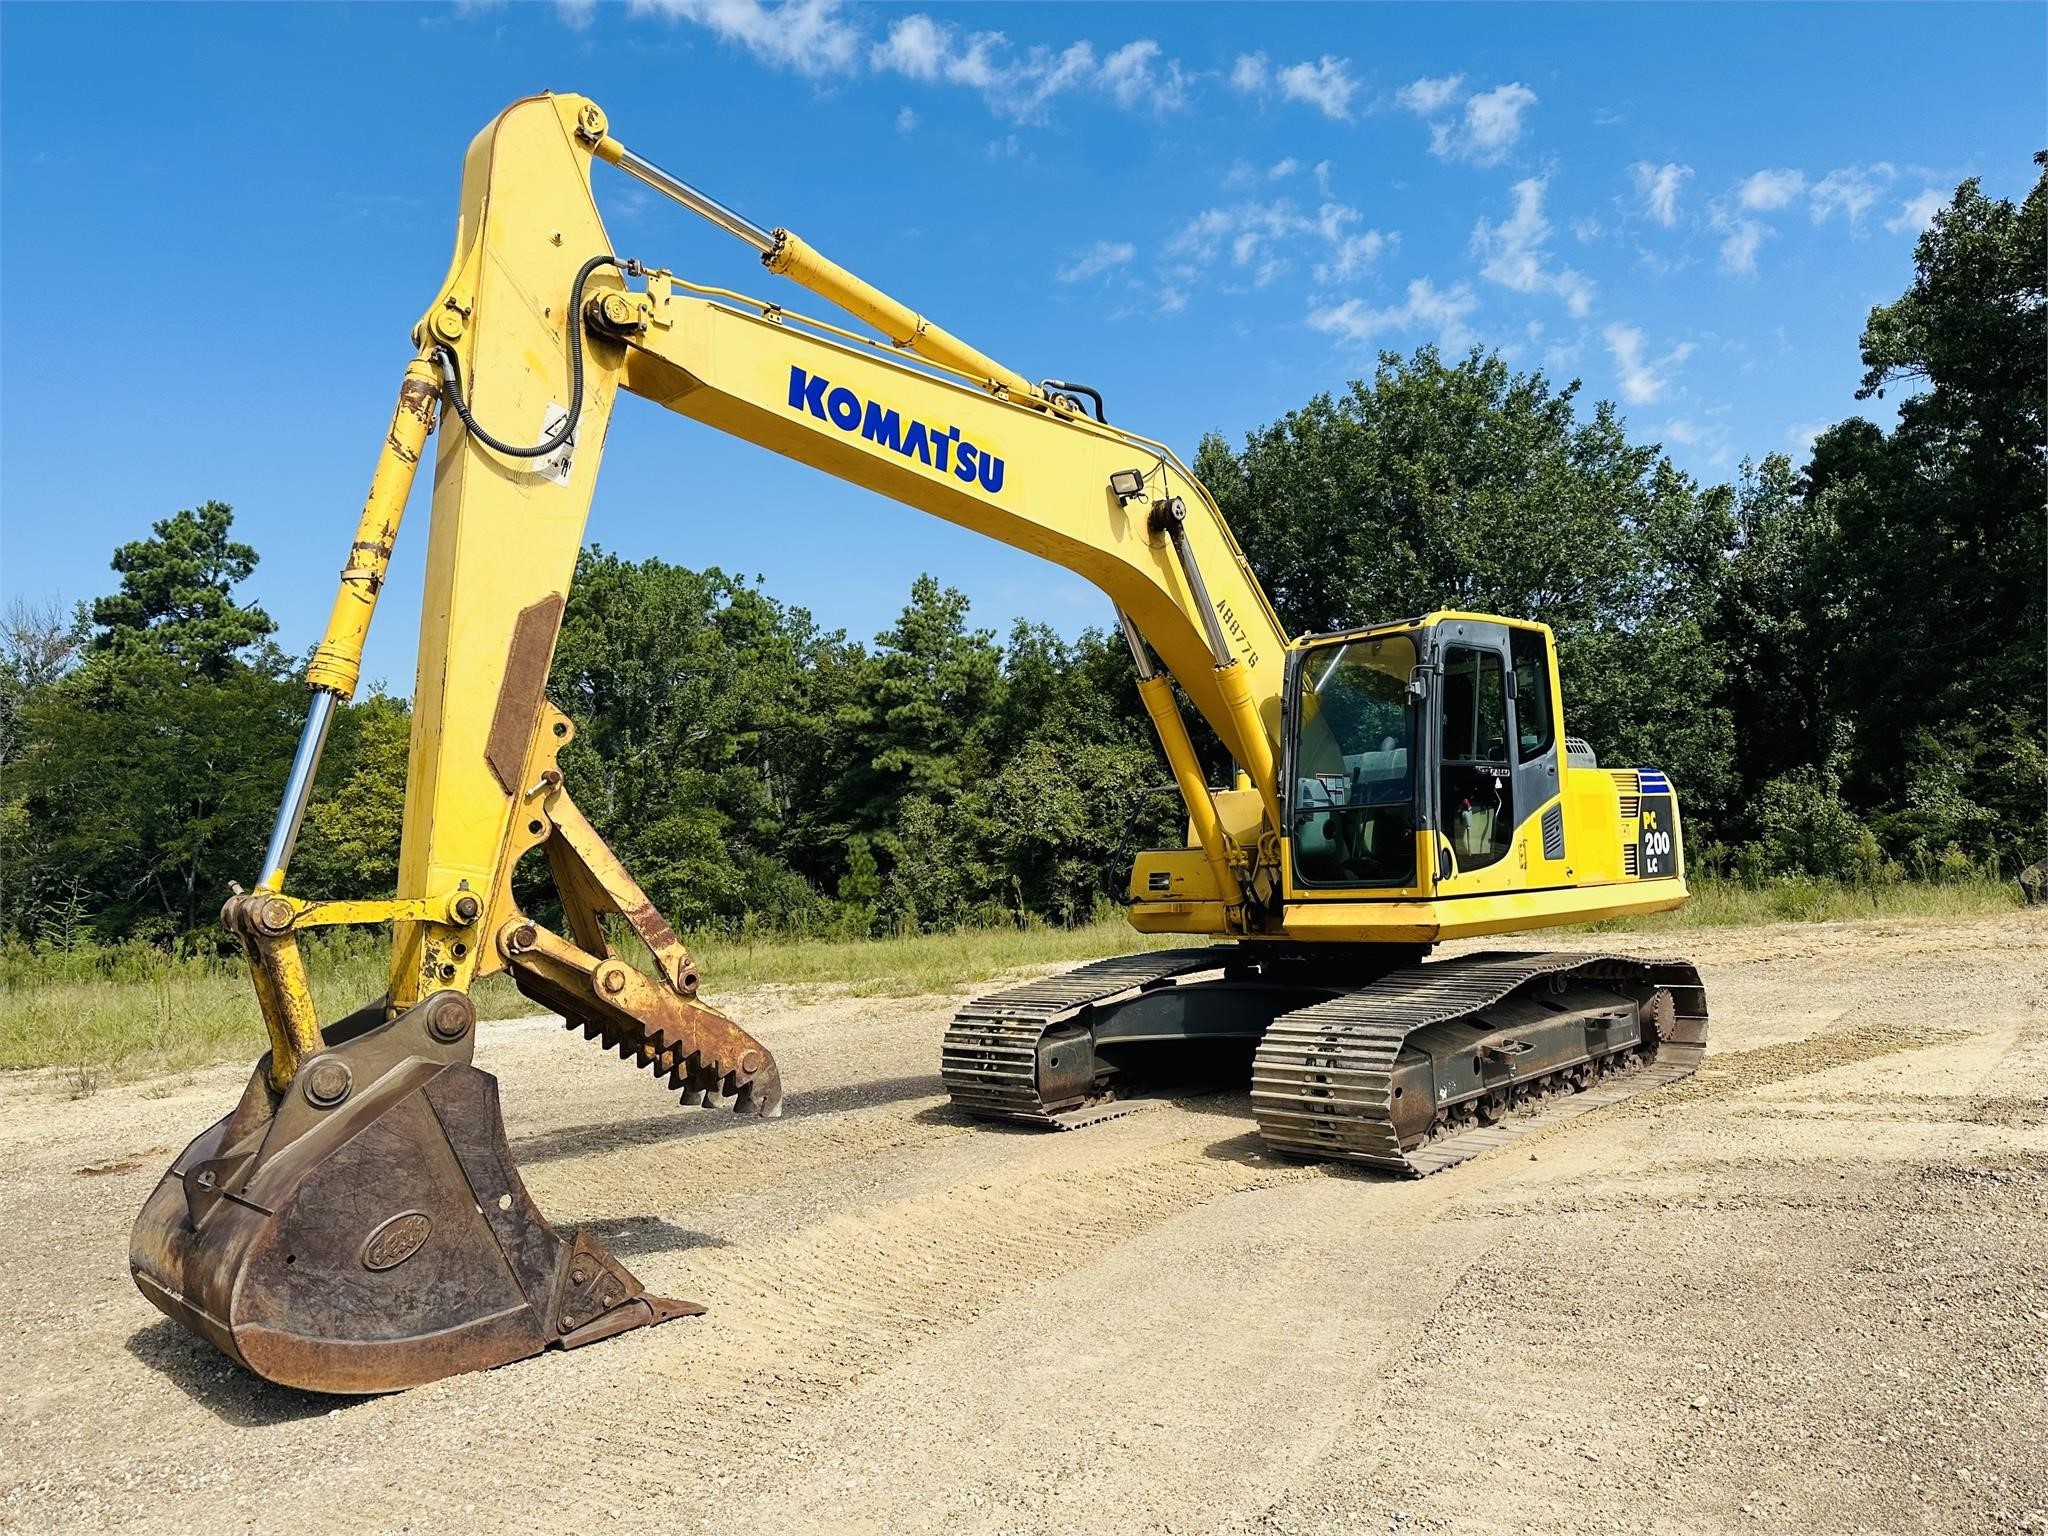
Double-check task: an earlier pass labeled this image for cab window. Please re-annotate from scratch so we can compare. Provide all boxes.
[1291,634,1417,886]
[1510,627,1556,762]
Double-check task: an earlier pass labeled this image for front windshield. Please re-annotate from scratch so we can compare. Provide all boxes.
[1292,633,1418,886]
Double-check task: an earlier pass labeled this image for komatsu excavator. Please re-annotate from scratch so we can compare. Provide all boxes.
[132,94,1708,1395]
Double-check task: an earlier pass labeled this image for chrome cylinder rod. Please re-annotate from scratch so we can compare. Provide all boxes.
[1116,608,1157,681]
[257,690,336,890]
[1162,509,1234,668]
[609,146,774,253]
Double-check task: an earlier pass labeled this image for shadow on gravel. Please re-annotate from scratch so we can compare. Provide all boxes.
[125,1319,354,1424]
[514,1073,946,1165]
[1199,1127,1396,1181]
[912,1087,1254,1134]
[578,1214,731,1257]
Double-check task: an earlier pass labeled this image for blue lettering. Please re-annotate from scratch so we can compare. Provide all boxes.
[861,400,903,453]
[789,365,829,419]
[783,368,1004,493]
[825,387,861,431]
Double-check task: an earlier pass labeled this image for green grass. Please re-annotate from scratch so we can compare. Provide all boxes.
[689,918,1173,998]
[1570,873,2024,932]
[0,919,1174,1084]
[0,879,2025,1081]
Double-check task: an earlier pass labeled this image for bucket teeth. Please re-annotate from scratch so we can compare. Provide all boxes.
[561,1003,781,1118]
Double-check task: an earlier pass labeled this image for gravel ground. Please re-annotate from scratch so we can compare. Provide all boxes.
[2,913,2043,1535]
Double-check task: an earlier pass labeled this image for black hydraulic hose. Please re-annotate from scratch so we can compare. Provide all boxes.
[1040,378,1107,423]
[433,252,624,458]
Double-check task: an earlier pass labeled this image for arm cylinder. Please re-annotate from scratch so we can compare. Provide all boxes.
[762,230,1041,401]
[588,132,1040,402]
[257,356,439,890]
[1119,610,1244,913]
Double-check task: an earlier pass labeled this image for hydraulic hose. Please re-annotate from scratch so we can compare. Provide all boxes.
[433,252,623,458]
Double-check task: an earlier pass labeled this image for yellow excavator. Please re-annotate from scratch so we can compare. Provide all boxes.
[132,94,1708,1394]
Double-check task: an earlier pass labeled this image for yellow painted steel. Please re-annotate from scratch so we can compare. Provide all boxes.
[613,291,1290,796]
[761,229,1042,403]
[241,91,1693,1055]
[1135,673,1243,916]
[304,358,441,698]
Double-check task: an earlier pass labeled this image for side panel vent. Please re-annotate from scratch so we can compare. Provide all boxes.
[1541,804,1565,862]
[1622,842,1640,877]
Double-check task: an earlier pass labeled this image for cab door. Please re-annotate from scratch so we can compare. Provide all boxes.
[1429,619,1516,882]
[1506,624,1566,866]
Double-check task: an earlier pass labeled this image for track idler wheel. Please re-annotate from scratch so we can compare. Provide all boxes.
[129,991,697,1394]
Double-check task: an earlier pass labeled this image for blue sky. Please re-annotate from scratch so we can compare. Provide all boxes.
[2,3,2040,693]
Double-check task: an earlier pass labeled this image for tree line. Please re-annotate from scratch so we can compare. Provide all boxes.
[2,159,2040,948]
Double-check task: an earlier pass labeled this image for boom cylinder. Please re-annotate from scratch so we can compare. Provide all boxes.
[1120,611,1244,914]
[1159,510,1282,831]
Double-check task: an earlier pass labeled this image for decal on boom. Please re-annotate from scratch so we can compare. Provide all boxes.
[787,366,1006,493]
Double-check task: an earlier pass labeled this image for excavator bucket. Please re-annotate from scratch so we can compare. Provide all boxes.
[130,984,781,1394]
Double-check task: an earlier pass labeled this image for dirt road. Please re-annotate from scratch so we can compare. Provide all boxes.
[4,914,2044,1535]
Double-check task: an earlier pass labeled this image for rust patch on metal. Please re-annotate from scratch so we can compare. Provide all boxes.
[486,594,565,793]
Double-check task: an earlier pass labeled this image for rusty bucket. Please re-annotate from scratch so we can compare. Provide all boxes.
[129,990,697,1394]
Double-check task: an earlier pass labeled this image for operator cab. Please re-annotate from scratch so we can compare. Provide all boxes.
[1285,613,1564,892]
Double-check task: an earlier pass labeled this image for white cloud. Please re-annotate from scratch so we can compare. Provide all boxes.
[1315,229,1390,284]
[1809,165,1886,224]
[1457,83,1538,163]
[1154,193,1391,301]
[632,0,862,76]
[1785,421,1825,456]
[1631,161,1692,228]
[1056,240,1136,283]
[1660,418,1702,445]
[1737,168,1806,211]
[1712,210,1768,276]
[1395,73,1465,115]
[1232,50,1357,119]
[1101,38,1186,112]
[1886,188,1945,235]
[1400,77,1538,166]
[1277,55,1359,120]
[1310,278,1479,352]
[866,15,1185,121]
[895,105,917,133]
[1603,322,1695,405]
[1471,177,1595,318]
[870,11,944,77]
[1269,157,1300,180]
